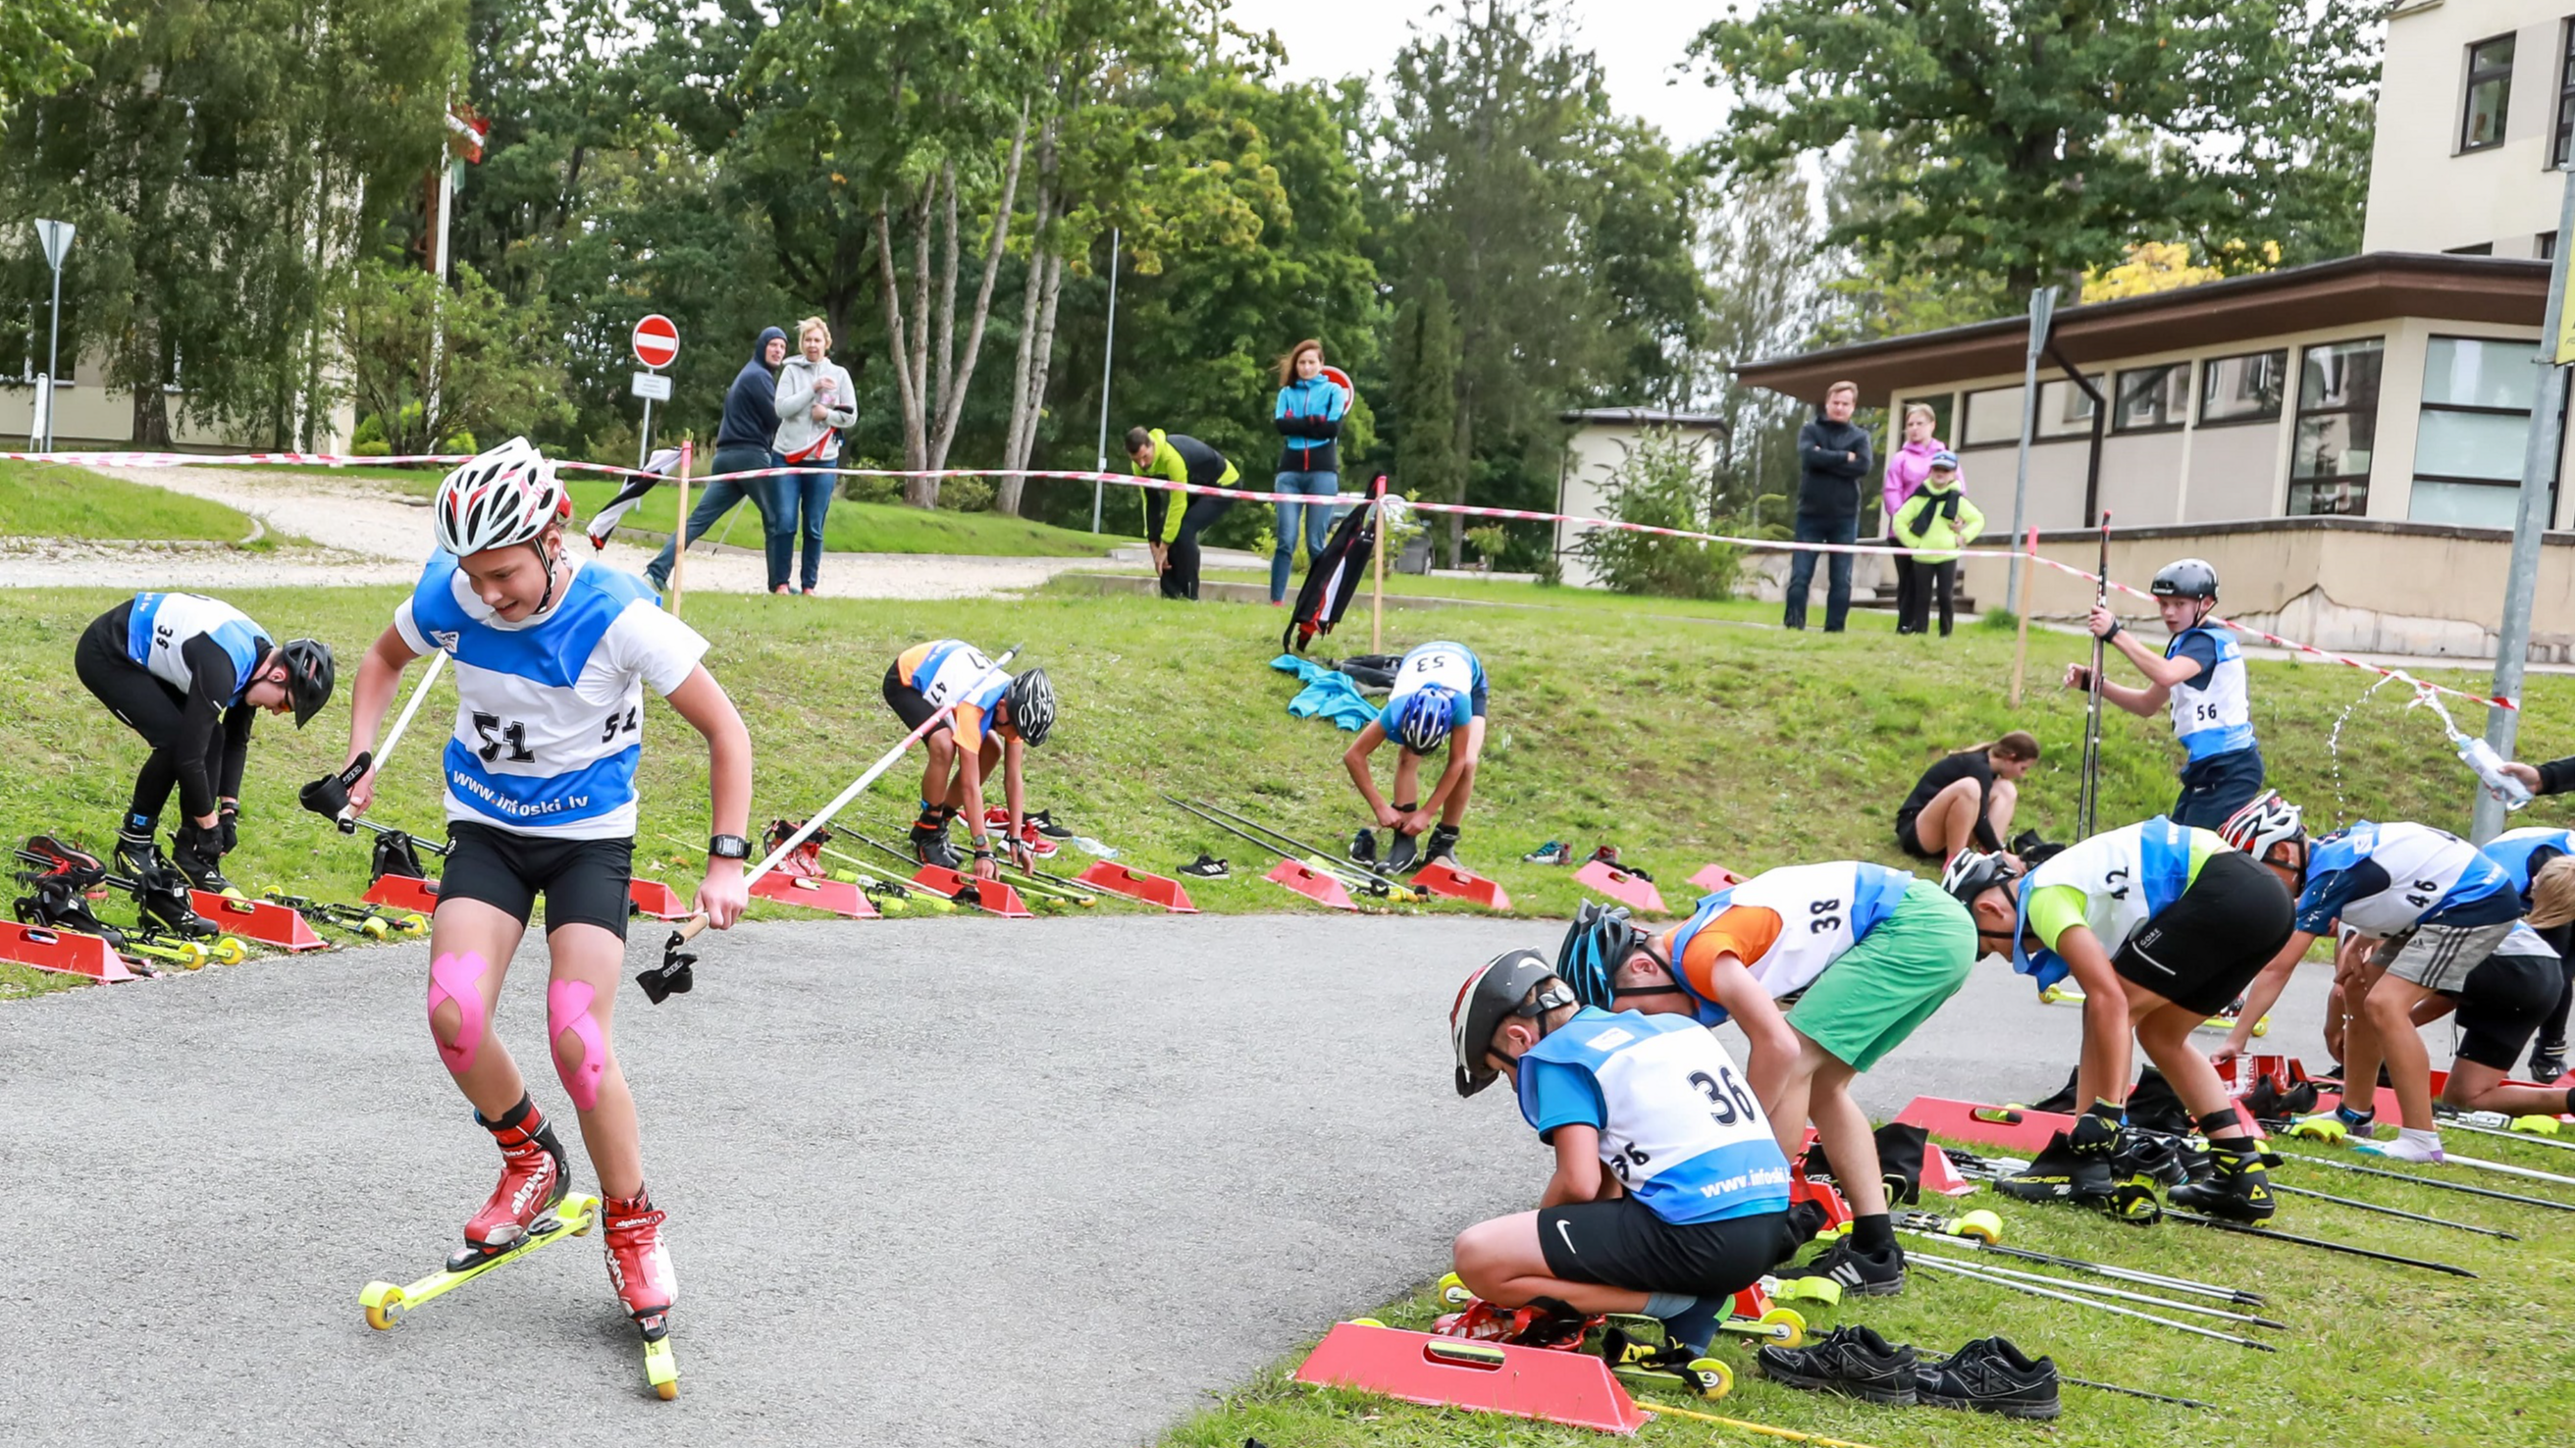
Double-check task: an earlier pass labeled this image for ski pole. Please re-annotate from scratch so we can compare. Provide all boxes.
[639,646,1021,1004]
[2420,1151,2576,1188]
[1163,796,1410,898]
[845,830,975,900]
[2061,1375,2214,1411]
[1636,1403,1883,1448]
[2437,1112,2575,1149]
[2268,1181,2519,1239]
[342,649,448,832]
[1913,1254,2276,1350]
[2162,1209,2476,1277]
[2076,509,2109,839]
[1178,795,1385,881]
[1906,1251,2286,1329]
[809,842,954,911]
[2262,1136,2574,1209]
[1898,1222,2265,1306]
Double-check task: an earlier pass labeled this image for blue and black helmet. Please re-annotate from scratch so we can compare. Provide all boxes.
[1554,901,1649,1011]
[1394,685,1459,754]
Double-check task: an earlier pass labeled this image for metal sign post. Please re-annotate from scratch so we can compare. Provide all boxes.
[2005,285,2057,618]
[33,219,75,452]
[631,314,680,472]
[2471,162,2575,842]
[1091,226,1120,534]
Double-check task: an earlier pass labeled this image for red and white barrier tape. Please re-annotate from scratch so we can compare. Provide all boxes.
[9,448,2519,709]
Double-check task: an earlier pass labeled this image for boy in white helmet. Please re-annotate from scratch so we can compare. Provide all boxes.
[2064,558,2264,828]
[315,438,754,1386]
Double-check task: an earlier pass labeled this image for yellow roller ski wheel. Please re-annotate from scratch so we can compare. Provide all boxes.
[1757,1307,1806,1347]
[360,1282,406,1331]
[1436,1270,1474,1307]
[211,936,247,966]
[1345,1317,1389,1328]
[172,940,209,969]
[361,917,392,941]
[1686,1358,1733,1400]
[1955,1210,2005,1245]
[2251,1015,2272,1039]
[394,912,429,935]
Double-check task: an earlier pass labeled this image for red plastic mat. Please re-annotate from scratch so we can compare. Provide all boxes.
[189,891,326,952]
[1265,858,1356,911]
[910,865,1032,918]
[0,921,136,982]
[1573,859,1666,914]
[1294,1321,1647,1435]
[1409,861,1511,911]
[364,874,441,914]
[748,872,879,918]
[1072,861,1197,912]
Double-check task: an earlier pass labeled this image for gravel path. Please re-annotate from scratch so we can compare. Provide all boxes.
[0,911,2339,1446]
[1,465,1116,599]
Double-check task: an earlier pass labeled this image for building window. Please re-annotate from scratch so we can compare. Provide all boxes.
[1899,392,1955,445]
[2287,338,2382,516]
[2557,19,2574,169]
[1959,377,2102,447]
[2463,34,2515,152]
[2411,336,2552,528]
[2199,350,2287,425]
[2543,232,2560,262]
[2112,364,2189,433]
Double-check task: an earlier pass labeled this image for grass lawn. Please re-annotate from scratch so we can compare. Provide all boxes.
[1,458,270,547]
[1162,1126,2576,1448]
[0,579,2563,1000]
[199,463,1116,558]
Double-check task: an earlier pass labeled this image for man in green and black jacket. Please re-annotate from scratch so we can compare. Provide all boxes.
[1127,426,1240,600]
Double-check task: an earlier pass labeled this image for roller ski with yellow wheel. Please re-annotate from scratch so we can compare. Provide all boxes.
[361,1191,601,1331]
[259,890,427,941]
[12,835,242,970]
[1434,1270,1805,1347]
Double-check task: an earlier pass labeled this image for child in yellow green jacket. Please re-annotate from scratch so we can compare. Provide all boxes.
[1891,451,1983,637]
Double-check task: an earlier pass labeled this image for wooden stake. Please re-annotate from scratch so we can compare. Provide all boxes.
[2008,525,2036,706]
[669,440,693,617]
[1371,474,1387,653]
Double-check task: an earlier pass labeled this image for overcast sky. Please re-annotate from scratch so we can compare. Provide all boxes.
[1231,0,1731,149]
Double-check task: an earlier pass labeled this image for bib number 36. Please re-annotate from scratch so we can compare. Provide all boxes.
[1689,1065,1759,1126]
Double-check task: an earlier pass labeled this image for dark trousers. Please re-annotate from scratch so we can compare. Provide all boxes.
[646,445,774,590]
[76,612,208,825]
[2535,920,2573,1065]
[1159,494,1235,600]
[1890,553,1922,633]
[1783,512,1858,631]
[2171,747,2266,829]
[1925,560,1960,636]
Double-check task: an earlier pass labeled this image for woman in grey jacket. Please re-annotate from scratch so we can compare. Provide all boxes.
[769,317,858,595]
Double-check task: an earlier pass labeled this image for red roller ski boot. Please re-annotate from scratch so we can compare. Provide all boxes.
[452,1096,569,1269]
[603,1188,681,1399]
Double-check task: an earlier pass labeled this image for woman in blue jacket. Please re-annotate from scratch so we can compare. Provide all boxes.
[1269,339,1349,604]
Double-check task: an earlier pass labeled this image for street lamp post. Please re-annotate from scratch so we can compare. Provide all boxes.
[32,219,76,452]
[1091,225,1121,534]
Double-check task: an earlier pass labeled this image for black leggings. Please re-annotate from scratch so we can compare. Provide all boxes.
[1160,495,1235,600]
[2534,920,2573,1062]
[75,609,207,826]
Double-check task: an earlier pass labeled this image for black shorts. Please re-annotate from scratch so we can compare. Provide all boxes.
[1893,814,1936,860]
[1535,1199,1794,1298]
[2451,950,2559,1071]
[2111,849,2293,1015]
[440,821,633,940]
[882,662,950,739]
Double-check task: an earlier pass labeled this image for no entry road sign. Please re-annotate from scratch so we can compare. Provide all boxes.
[631,314,679,370]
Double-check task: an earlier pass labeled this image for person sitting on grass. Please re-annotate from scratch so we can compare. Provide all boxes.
[1448,950,1795,1363]
[1887,450,1981,637]
[1944,803,2300,1222]
[2061,558,2264,828]
[881,640,1055,881]
[1553,860,1976,1294]
[2223,811,2575,1158]
[1125,426,1239,601]
[1893,732,2040,863]
[1342,640,1486,873]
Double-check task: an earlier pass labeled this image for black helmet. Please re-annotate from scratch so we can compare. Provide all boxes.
[1005,667,1055,747]
[2150,558,2218,601]
[276,639,336,728]
[1940,849,2023,907]
[1450,950,1574,1097]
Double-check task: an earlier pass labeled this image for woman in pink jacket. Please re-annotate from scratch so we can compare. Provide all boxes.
[1882,404,1945,636]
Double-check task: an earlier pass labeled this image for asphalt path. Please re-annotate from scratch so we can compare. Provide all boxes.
[0,912,2347,1446]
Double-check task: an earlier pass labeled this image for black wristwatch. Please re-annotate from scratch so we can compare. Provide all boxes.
[708,834,752,861]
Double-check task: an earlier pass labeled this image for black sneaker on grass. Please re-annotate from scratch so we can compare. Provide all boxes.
[1178,853,1229,879]
[1348,828,1378,865]
[1756,1325,1918,1406]
[1776,1238,1905,1297]
[1917,1337,2062,1420]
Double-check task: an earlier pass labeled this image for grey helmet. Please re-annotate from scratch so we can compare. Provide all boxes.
[2150,558,2219,601]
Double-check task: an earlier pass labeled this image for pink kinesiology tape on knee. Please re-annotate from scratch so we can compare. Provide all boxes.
[548,979,607,1112]
[426,952,492,1074]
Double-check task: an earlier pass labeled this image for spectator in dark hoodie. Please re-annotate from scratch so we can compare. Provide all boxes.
[647,325,785,592]
[1782,379,1873,632]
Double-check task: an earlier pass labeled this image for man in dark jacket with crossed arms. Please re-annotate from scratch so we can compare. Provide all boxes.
[1783,380,1874,632]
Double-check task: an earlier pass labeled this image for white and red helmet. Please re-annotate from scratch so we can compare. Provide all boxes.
[434,438,569,556]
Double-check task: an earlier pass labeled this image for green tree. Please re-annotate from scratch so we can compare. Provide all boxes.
[1575,431,1741,600]
[1692,0,2379,298]
[1390,279,1462,553]
[0,0,124,114]
[337,260,573,455]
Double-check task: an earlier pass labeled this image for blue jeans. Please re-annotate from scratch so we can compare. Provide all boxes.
[765,469,836,592]
[646,445,774,590]
[1270,470,1340,601]
[2172,746,2266,829]
[1783,511,1858,631]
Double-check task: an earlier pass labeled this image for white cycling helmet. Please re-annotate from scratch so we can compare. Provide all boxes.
[2221,790,2307,882]
[434,438,570,557]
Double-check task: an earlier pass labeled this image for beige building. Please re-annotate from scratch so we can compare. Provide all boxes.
[1551,408,1728,587]
[2365,0,2573,260]
[1730,6,2574,656]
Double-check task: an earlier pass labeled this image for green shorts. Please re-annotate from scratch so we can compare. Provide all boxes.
[1785,879,1976,1071]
